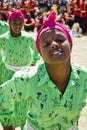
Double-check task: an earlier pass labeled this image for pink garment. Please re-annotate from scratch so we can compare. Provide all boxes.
[36,11,72,53]
[8,8,25,23]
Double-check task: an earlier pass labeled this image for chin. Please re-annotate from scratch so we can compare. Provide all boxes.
[47,59,68,65]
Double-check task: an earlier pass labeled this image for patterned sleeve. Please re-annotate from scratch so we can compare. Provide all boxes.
[29,36,40,65]
[78,66,87,109]
[0,36,3,49]
[0,73,29,128]
[0,79,17,127]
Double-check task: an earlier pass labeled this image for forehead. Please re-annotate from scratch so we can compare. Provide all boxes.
[40,28,67,39]
[10,18,23,23]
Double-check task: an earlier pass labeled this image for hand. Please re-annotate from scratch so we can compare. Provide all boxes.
[4,126,14,130]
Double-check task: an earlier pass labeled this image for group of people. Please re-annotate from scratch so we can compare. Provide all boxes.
[0,6,87,130]
[0,0,87,34]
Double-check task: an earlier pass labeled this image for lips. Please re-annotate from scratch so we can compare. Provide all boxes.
[50,49,62,56]
[16,28,20,32]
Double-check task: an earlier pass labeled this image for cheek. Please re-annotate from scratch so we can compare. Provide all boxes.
[40,48,46,57]
[41,46,49,55]
[10,25,15,30]
[40,43,48,54]
[67,44,71,53]
[40,48,49,60]
[63,41,71,52]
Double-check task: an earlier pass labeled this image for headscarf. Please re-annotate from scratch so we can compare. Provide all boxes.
[8,8,24,23]
[36,11,72,53]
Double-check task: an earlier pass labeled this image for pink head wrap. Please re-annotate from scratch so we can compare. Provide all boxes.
[36,11,72,53]
[8,8,24,23]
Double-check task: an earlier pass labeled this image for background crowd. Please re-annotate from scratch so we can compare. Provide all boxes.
[0,0,87,34]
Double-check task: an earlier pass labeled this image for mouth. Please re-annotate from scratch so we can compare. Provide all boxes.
[16,28,20,32]
[50,49,62,56]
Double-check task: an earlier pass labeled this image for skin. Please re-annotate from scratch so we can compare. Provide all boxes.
[9,18,24,38]
[4,126,14,130]
[39,28,72,94]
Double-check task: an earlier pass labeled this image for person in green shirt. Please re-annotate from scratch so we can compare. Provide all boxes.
[0,11,87,130]
[0,8,40,85]
[0,20,9,35]
[0,17,13,88]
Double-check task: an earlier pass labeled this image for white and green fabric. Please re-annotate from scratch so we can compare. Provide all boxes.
[0,20,9,35]
[0,63,87,130]
[0,31,40,84]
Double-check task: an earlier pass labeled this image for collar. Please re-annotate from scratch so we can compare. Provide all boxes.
[38,63,79,88]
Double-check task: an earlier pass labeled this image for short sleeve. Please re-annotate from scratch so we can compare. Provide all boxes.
[29,36,40,65]
[0,79,18,126]
[0,74,29,127]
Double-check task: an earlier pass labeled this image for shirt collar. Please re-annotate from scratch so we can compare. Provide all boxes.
[38,63,55,87]
[38,63,79,87]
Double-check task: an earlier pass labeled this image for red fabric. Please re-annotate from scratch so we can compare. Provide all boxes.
[74,8,81,16]
[29,1,36,14]
[25,19,32,24]
[81,11,87,18]
[84,3,87,12]
[70,6,74,12]
[73,0,80,8]
[20,8,27,16]
[80,0,84,10]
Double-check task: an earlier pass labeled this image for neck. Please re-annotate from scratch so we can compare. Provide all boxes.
[45,61,71,93]
[11,30,21,38]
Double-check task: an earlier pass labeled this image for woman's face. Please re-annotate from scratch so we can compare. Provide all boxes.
[9,18,23,37]
[39,28,72,65]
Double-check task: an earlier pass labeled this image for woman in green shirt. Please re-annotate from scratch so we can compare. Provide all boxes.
[0,8,40,85]
[0,11,87,130]
[0,20,9,35]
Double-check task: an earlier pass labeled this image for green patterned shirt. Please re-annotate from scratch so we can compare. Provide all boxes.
[0,63,87,129]
[0,31,40,66]
[0,21,9,35]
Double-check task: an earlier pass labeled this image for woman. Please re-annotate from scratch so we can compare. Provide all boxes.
[0,11,87,130]
[0,8,40,85]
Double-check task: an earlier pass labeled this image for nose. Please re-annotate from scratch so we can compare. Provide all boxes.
[51,41,59,49]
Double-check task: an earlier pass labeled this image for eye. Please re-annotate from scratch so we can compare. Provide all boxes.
[56,39,65,43]
[11,22,16,25]
[43,41,50,47]
[19,22,23,25]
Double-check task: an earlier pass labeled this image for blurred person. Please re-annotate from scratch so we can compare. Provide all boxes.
[71,22,82,37]
[24,13,35,32]
[64,11,75,29]
[35,11,44,32]
[0,8,40,85]
[28,0,36,19]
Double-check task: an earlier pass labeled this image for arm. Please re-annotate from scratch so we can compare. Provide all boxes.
[0,73,29,129]
[29,37,40,65]
[0,79,16,128]
[3,126,14,130]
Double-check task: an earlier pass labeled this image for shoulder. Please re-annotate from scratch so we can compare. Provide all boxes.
[72,63,87,74]
[0,20,8,26]
[3,21,9,27]
[0,31,9,38]
[21,31,35,40]
[71,63,87,84]
[12,63,46,91]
